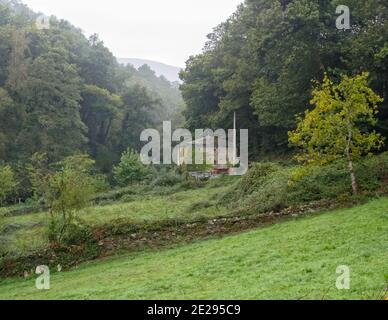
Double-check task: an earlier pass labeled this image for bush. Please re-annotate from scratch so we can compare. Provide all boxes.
[287,162,351,202]
[289,153,388,202]
[113,148,151,186]
[235,167,291,214]
[46,155,98,244]
[218,162,280,206]
[151,171,184,187]
[48,218,93,247]
[356,153,388,193]
[222,153,388,215]
[239,162,280,194]
[0,165,18,205]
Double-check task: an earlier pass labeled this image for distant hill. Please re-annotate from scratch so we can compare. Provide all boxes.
[117,58,182,83]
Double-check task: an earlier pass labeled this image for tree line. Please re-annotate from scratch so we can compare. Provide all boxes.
[180,0,388,158]
[0,0,184,202]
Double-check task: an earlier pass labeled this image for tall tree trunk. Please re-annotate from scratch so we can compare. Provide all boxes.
[346,123,358,195]
[347,155,358,195]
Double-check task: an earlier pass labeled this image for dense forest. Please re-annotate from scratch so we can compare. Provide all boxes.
[180,0,388,158]
[0,0,184,196]
[2,0,388,201]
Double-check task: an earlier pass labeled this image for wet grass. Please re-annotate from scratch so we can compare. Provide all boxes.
[0,184,230,255]
[1,197,387,300]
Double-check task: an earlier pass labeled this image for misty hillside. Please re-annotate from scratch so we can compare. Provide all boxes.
[118,58,182,83]
[0,0,184,171]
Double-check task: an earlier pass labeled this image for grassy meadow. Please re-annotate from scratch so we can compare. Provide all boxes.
[0,197,387,300]
[0,183,231,255]
[1,158,387,300]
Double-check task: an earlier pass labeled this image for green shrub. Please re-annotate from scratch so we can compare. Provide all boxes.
[236,167,291,214]
[287,162,351,202]
[222,153,388,215]
[113,148,151,186]
[0,165,18,205]
[355,154,388,193]
[289,153,388,202]
[62,224,93,247]
[46,155,98,244]
[151,170,183,187]
[49,219,93,247]
[218,162,280,206]
[240,162,280,195]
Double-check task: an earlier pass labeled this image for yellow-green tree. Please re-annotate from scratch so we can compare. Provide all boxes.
[46,155,97,243]
[289,73,385,195]
[0,165,18,205]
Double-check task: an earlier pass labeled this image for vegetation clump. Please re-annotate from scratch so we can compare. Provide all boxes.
[289,73,385,195]
[113,148,151,186]
[222,152,388,215]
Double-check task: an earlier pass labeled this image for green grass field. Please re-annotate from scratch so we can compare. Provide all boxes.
[1,197,387,300]
[0,185,229,255]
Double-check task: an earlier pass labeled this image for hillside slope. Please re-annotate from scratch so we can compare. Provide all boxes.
[0,198,387,300]
[0,0,185,170]
[118,58,182,83]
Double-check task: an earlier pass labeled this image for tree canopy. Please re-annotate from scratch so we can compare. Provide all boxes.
[289,73,385,194]
[180,0,388,158]
[0,0,184,171]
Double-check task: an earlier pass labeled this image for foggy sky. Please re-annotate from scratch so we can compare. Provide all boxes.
[22,0,243,67]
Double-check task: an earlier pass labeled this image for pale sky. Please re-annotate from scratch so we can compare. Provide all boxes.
[22,0,243,67]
